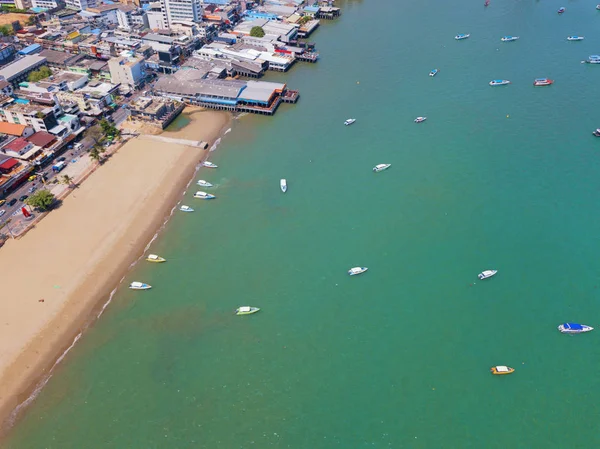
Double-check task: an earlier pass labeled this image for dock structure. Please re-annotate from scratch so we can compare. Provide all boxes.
[296,52,318,63]
[318,6,341,19]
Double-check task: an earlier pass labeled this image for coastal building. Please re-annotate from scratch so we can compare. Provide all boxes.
[160,0,202,27]
[108,55,145,90]
[39,49,82,69]
[0,55,47,87]
[1,137,36,161]
[86,4,121,24]
[64,0,97,11]
[117,6,149,30]
[0,102,61,134]
[0,122,35,138]
[31,0,58,8]
[0,79,14,97]
[128,96,184,129]
[233,19,298,43]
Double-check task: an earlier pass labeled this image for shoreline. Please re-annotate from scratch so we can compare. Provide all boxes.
[0,108,231,436]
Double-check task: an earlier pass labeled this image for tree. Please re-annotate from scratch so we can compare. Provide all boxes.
[99,118,119,138]
[298,15,311,26]
[61,174,75,188]
[28,66,52,82]
[250,26,265,38]
[89,145,106,164]
[27,15,37,26]
[86,125,104,146]
[25,190,55,211]
[0,25,13,36]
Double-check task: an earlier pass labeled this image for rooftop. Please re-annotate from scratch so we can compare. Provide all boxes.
[27,131,56,148]
[3,137,30,153]
[40,49,81,66]
[0,123,28,136]
[0,55,47,82]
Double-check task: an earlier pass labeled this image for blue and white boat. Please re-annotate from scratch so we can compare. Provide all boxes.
[194,191,215,199]
[567,36,584,41]
[501,36,519,42]
[489,80,511,86]
[129,281,151,290]
[558,323,593,334]
[429,69,439,77]
[344,118,356,126]
[348,266,368,276]
[180,205,194,212]
[455,33,470,40]
[558,7,565,13]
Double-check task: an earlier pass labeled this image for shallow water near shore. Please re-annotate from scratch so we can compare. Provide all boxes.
[7,1,600,447]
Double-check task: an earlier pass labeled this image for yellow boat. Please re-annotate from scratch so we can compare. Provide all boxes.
[146,254,166,263]
[490,366,514,375]
[236,306,260,316]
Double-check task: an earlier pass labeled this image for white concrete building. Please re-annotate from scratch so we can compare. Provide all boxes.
[160,0,202,27]
[65,0,96,11]
[108,55,145,89]
[31,0,57,9]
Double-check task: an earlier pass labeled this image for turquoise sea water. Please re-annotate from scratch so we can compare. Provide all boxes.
[7,1,600,447]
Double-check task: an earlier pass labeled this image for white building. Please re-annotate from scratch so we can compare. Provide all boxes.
[86,5,120,24]
[65,0,96,11]
[160,0,202,27]
[146,2,166,29]
[31,0,57,9]
[108,55,145,89]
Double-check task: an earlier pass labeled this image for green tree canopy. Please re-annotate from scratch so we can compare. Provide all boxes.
[25,190,55,211]
[28,66,52,82]
[99,118,118,138]
[0,25,13,36]
[250,26,265,38]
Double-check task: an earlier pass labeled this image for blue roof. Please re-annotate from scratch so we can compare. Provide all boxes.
[18,43,41,55]
[565,323,584,330]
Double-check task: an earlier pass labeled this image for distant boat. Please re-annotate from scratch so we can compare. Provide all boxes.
[490,366,514,375]
[593,129,600,137]
[280,179,287,193]
[414,116,427,123]
[484,0,490,6]
[348,266,368,276]
[194,191,215,199]
[533,78,554,86]
[586,59,600,64]
[558,7,565,14]
[146,254,166,263]
[180,205,194,212]
[597,4,600,10]
[129,281,151,290]
[558,323,594,334]
[489,80,511,86]
[501,36,519,42]
[203,161,218,168]
[344,118,356,126]
[589,55,600,60]
[236,306,260,315]
[455,33,470,40]
[429,69,439,77]
[478,269,497,280]
[373,163,391,172]
[197,180,213,187]
[567,36,584,41]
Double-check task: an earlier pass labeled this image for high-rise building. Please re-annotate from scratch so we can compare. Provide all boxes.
[64,0,97,11]
[160,0,202,27]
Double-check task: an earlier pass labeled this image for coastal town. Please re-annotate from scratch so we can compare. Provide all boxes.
[0,0,339,238]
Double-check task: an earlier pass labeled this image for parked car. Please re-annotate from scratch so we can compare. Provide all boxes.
[8,199,17,206]
[0,210,5,217]
[57,157,66,162]
[19,195,28,202]
[0,199,5,206]
[28,175,37,182]
[28,186,36,194]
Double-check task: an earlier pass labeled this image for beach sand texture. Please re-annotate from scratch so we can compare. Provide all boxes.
[0,109,230,428]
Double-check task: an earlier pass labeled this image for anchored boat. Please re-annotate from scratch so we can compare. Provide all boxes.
[501,36,519,42]
[489,80,510,86]
[429,69,439,77]
[490,366,514,375]
[414,116,427,123]
[203,161,218,168]
[558,323,594,334]
[558,7,565,13]
[533,78,553,86]
[567,36,584,41]
[146,254,166,263]
[348,267,368,276]
[236,306,260,315]
[344,118,356,126]
[455,33,470,40]
[478,270,497,280]
[197,180,213,187]
[593,129,600,137]
[280,179,287,193]
[129,281,151,290]
[180,205,194,212]
[373,163,391,172]
[194,191,215,199]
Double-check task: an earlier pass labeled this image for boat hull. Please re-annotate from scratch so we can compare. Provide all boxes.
[373,164,391,172]
[558,324,594,334]
[490,366,515,375]
[236,307,260,315]
[146,256,166,263]
[478,270,497,279]
[280,180,287,192]
[348,267,368,276]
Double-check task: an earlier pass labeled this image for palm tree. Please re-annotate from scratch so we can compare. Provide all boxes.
[61,174,75,188]
[89,147,101,164]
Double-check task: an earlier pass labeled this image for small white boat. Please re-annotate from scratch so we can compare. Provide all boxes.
[429,69,439,77]
[558,323,594,334]
[348,266,368,276]
[180,205,194,212]
[373,163,391,172]
[146,254,166,263]
[129,281,151,290]
[194,191,215,199]
[455,33,470,40]
[344,118,356,126]
[489,79,511,86]
[203,161,218,168]
[478,270,497,280]
[236,306,260,315]
[197,180,213,187]
[567,36,584,41]
[280,179,287,193]
[414,117,427,123]
[501,36,519,42]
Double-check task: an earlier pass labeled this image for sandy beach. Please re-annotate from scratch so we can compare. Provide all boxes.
[0,109,230,431]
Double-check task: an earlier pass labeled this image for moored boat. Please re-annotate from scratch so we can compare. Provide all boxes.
[236,306,260,315]
[558,323,594,334]
[501,36,519,42]
[484,0,489,6]
[567,36,584,41]
[489,79,510,86]
[429,69,439,77]
[593,129,600,137]
[557,7,565,13]
[490,366,514,375]
[373,163,391,172]
[146,254,166,263]
[344,118,356,126]
[478,269,497,280]
[194,191,215,199]
[586,59,600,64]
[196,180,213,187]
[129,281,151,290]
[203,161,218,168]
[180,205,194,212]
[533,78,553,86]
[597,4,600,10]
[414,116,427,123]
[455,33,470,40]
[348,266,368,276]
[280,179,287,193]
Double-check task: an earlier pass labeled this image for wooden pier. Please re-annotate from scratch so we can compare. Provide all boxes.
[317,7,341,19]
[296,52,319,63]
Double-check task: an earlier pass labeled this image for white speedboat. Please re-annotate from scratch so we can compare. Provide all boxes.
[146,254,166,263]
[236,306,260,315]
[567,36,584,41]
[501,36,519,42]
[194,191,215,199]
[280,179,287,193]
[203,161,218,168]
[180,205,194,212]
[429,69,439,77]
[489,79,510,86]
[455,33,470,40]
[558,323,594,334]
[414,117,427,123]
[348,266,368,276]
[129,281,151,290]
[373,163,391,172]
[344,118,356,126]
[197,180,213,187]
[478,270,497,280]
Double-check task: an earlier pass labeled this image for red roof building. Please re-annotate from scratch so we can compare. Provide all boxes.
[0,157,18,173]
[27,131,56,148]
